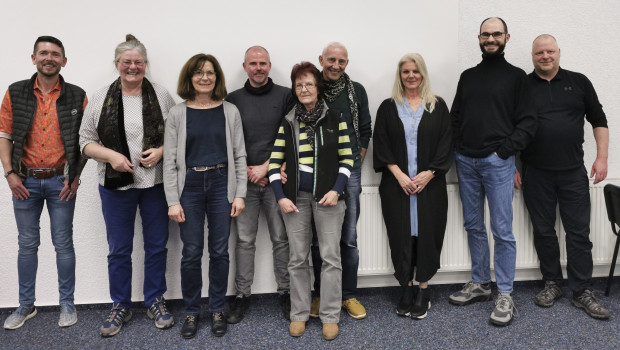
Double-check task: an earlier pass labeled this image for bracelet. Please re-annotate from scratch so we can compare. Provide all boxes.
[4,169,15,178]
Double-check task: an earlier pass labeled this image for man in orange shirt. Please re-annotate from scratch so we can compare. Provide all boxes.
[0,36,87,330]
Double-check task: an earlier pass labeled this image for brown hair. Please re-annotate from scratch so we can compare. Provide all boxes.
[290,61,323,103]
[177,54,227,101]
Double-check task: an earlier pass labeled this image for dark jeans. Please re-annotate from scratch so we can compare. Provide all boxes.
[312,168,360,300]
[99,184,169,308]
[179,168,231,315]
[522,164,593,293]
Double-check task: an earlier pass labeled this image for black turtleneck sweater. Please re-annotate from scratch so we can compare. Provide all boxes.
[226,78,294,166]
[450,55,537,159]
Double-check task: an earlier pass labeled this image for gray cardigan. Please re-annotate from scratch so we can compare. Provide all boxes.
[163,101,247,206]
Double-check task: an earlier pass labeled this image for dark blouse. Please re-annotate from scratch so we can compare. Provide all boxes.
[185,105,227,167]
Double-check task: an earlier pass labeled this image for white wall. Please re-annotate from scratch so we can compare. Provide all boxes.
[0,0,618,307]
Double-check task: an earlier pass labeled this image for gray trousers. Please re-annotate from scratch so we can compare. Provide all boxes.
[283,191,344,323]
[232,182,289,296]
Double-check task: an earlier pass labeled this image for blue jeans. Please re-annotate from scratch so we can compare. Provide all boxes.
[455,152,516,293]
[13,175,76,305]
[312,168,360,300]
[99,183,169,308]
[179,168,231,315]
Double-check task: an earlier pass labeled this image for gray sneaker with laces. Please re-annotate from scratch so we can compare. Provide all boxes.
[449,281,492,305]
[147,296,174,329]
[100,304,132,337]
[535,281,563,307]
[571,289,610,320]
[490,293,514,326]
[3,305,37,330]
[58,302,77,327]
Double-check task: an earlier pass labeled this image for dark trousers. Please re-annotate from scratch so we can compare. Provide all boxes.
[522,164,593,294]
[179,168,231,315]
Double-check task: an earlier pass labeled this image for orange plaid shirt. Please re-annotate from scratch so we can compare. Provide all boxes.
[0,78,87,169]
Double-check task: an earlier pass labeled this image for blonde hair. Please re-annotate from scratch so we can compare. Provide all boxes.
[392,53,437,112]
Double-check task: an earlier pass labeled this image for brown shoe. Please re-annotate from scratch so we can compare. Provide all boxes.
[322,323,339,340]
[310,297,320,318]
[289,321,306,337]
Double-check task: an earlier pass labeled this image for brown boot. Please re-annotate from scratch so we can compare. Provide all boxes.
[322,323,339,340]
[289,321,306,337]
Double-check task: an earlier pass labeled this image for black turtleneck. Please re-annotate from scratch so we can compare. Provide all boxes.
[450,54,537,159]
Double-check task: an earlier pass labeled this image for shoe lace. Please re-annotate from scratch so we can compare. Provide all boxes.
[540,283,559,299]
[213,312,224,321]
[496,294,518,317]
[346,298,361,306]
[151,297,168,317]
[106,305,127,323]
[185,315,196,323]
[579,290,604,311]
[462,281,475,293]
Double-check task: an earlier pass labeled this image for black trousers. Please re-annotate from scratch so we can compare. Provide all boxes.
[522,164,593,294]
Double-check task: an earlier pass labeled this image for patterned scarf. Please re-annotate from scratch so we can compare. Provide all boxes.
[323,72,359,142]
[294,99,325,149]
[97,77,164,189]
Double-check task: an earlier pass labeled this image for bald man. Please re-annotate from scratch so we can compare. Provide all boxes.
[518,34,610,319]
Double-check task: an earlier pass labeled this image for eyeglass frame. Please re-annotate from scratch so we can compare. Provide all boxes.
[479,31,506,40]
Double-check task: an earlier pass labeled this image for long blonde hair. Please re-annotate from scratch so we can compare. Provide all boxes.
[392,53,437,112]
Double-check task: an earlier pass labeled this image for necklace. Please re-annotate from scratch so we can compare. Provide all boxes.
[192,100,215,108]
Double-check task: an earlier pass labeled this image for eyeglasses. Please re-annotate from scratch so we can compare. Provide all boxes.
[480,32,506,40]
[295,83,315,91]
[119,60,145,68]
[194,70,216,78]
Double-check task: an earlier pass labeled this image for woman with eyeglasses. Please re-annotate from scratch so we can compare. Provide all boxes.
[373,53,453,320]
[268,62,353,340]
[163,53,246,339]
[79,34,176,337]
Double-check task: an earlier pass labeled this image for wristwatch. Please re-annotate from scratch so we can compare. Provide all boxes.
[4,169,16,178]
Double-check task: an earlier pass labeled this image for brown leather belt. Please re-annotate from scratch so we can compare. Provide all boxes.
[188,163,227,171]
[23,165,65,179]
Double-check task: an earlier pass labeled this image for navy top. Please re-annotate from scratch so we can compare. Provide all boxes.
[185,105,228,167]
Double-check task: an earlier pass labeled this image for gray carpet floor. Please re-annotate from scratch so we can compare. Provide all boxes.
[1,278,619,349]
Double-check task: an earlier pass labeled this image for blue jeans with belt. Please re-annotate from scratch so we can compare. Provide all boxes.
[99,183,169,308]
[179,168,231,315]
[13,175,76,306]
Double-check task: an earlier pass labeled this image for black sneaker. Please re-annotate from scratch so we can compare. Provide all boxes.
[535,281,563,307]
[279,292,291,321]
[211,312,227,337]
[571,290,611,320]
[181,315,199,339]
[411,287,431,320]
[100,304,132,337]
[226,295,249,324]
[396,285,415,317]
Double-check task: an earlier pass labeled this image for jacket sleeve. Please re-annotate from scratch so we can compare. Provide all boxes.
[268,121,287,201]
[163,105,181,206]
[373,99,397,173]
[496,74,537,159]
[231,105,247,199]
[356,83,372,149]
[428,98,454,176]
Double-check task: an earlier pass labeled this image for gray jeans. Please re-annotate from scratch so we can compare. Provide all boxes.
[283,191,345,323]
[232,182,289,296]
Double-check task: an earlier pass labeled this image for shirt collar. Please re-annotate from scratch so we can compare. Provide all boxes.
[33,76,62,94]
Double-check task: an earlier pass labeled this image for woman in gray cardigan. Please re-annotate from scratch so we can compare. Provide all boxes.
[163,54,246,339]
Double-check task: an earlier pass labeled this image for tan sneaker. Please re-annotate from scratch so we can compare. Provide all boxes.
[342,298,367,319]
[310,297,320,318]
[289,321,306,337]
[322,323,339,340]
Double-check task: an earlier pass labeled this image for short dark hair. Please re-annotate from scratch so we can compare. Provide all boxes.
[34,36,65,57]
[177,54,227,101]
[480,17,508,34]
[290,61,323,104]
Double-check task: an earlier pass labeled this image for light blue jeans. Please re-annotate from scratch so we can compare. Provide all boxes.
[455,152,516,293]
[13,175,76,306]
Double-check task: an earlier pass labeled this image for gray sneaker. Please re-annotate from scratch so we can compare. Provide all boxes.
[100,304,132,337]
[147,296,174,329]
[535,281,563,307]
[571,289,610,320]
[449,281,492,305]
[58,302,77,327]
[490,293,514,326]
[3,305,37,330]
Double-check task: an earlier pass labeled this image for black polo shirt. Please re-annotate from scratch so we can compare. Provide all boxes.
[521,67,608,170]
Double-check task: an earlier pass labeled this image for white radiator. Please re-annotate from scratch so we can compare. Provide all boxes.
[357,184,619,284]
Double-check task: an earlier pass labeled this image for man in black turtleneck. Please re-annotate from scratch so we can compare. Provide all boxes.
[225,46,294,324]
[448,17,536,327]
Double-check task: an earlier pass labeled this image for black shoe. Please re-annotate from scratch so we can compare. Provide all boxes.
[226,295,249,324]
[181,315,199,339]
[211,312,227,337]
[279,292,291,321]
[410,287,431,319]
[572,289,611,320]
[396,284,415,317]
[535,281,563,307]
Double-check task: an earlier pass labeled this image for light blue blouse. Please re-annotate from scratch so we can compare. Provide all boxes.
[396,100,424,237]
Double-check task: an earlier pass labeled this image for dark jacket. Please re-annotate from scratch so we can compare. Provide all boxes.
[8,73,87,183]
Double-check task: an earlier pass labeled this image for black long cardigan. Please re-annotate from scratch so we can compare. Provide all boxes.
[373,97,453,285]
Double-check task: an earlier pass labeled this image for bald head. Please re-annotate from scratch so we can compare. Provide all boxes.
[319,42,349,81]
[244,46,270,63]
[531,34,560,80]
[243,45,272,88]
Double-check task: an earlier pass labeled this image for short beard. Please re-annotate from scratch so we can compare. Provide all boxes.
[479,43,505,57]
